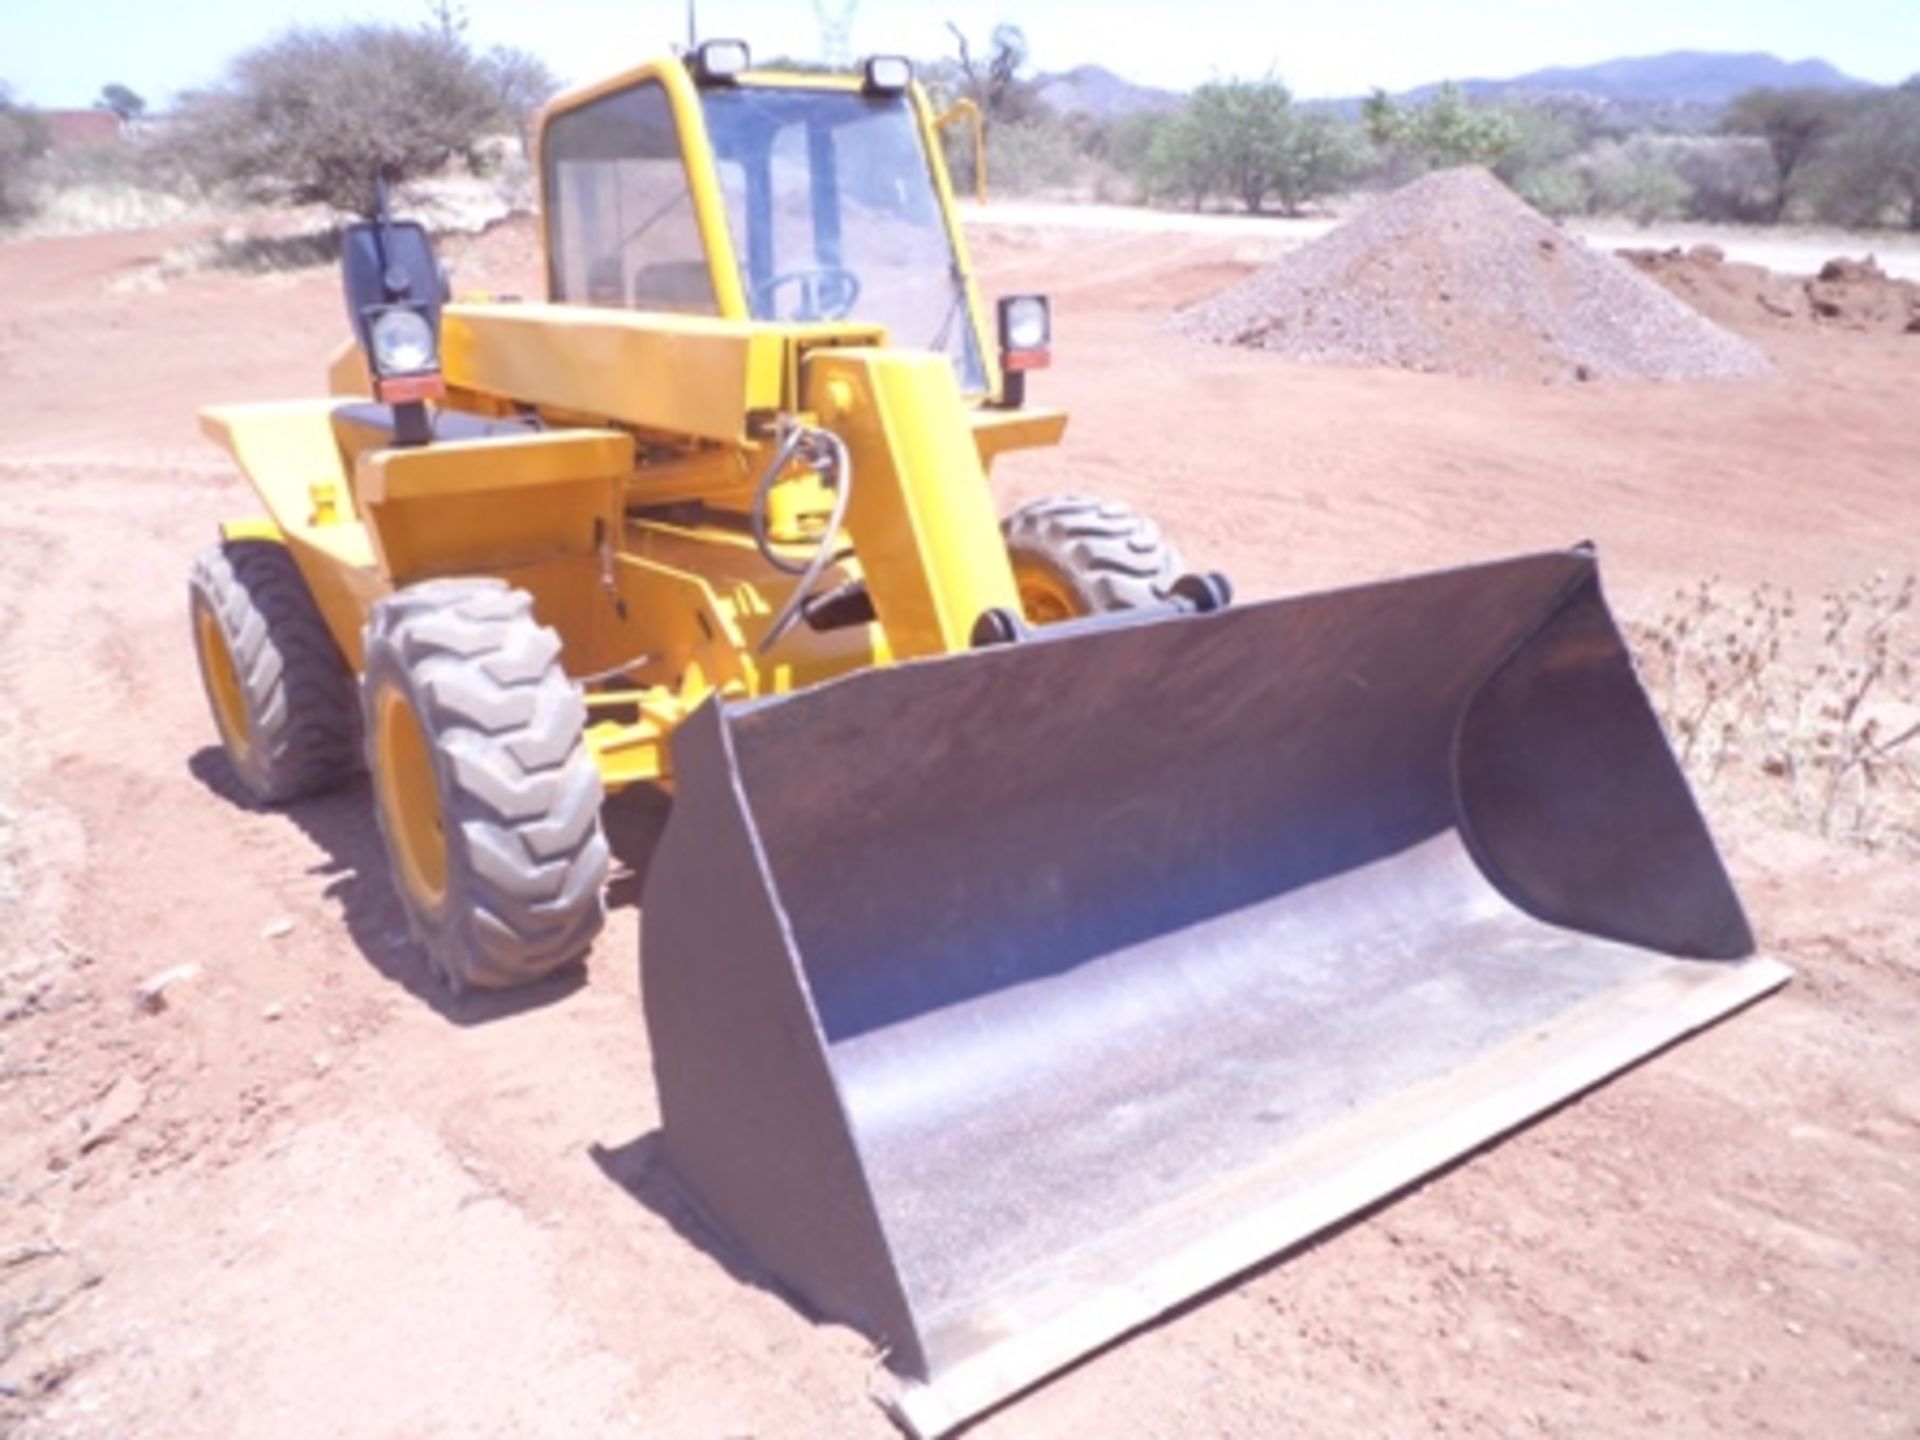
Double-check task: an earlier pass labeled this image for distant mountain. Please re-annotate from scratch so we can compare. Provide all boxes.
[1036,64,1182,120]
[1035,52,1874,130]
[1407,51,1868,107]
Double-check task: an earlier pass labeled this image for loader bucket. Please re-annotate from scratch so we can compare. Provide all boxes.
[639,547,1786,1435]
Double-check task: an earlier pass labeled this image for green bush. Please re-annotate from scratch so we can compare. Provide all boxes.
[1494,104,1584,188]
[1141,112,1213,209]
[985,120,1079,195]
[1586,140,1693,225]
[1665,136,1776,223]
[164,24,505,217]
[1805,89,1920,230]
[1722,86,1862,221]
[1597,164,1691,226]
[1111,78,1363,215]
[1514,164,1590,217]
[1365,83,1520,173]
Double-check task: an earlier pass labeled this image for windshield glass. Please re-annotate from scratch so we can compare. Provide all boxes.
[701,86,986,394]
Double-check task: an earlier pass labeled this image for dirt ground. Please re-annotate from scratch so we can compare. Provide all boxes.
[2,213,1918,1439]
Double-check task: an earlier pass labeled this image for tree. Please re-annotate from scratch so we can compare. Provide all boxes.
[0,83,50,224]
[166,24,504,217]
[1722,86,1858,221]
[95,83,145,122]
[1367,83,1519,172]
[1665,135,1776,223]
[1273,113,1365,213]
[1186,78,1296,213]
[1493,103,1582,186]
[1585,139,1692,226]
[1806,88,1920,230]
[424,0,468,44]
[480,45,558,155]
[1174,78,1360,215]
[944,21,1042,126]
[1142,110,1214,210]
[1361,88,1395,145]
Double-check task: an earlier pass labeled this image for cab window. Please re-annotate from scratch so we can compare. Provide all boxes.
[543,81,716,313]
[703,86,987,394]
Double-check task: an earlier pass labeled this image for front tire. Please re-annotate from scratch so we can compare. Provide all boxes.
[1002,495,1187,623]
[188,539,361,803]
[361,580,609,991]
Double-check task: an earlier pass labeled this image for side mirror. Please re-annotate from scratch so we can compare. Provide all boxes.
[341,194,445,446]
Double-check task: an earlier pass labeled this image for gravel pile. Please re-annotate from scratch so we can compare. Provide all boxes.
[1175,168,1770,382]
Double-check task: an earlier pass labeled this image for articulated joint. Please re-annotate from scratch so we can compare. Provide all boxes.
[970,569,1234,649]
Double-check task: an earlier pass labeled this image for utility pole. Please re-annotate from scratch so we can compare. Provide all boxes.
[686,0,697,49]
[813,0,858,67]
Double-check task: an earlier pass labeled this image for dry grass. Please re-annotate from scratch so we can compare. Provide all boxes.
[1631,574,1919,852]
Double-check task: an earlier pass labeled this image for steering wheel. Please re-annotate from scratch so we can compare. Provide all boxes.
[753,267,862,322]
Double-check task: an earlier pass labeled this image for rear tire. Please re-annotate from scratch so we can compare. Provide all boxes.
[188,539,361,803]
[1002,495,1186,623]
[361,580,609,991]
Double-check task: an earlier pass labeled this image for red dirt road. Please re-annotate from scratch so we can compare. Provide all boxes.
[2,218,1917,1438]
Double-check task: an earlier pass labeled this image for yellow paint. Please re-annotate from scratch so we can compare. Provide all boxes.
[372,685,448,908]
[219,516,284,545]
[532,55,999,387]
[807,348,1021,658]
[1013,559,1084,624]
[204,51,1076,799]
[933,98,987,205]
[912,85,1001,397]
[353,431,628,587]
[354,429,631,505]
[535,55,751,319]
[193,601,252,761]
[201,401,382,665]
[441,305,880,444]
[327,339,371,397]
[970,406,1069,468]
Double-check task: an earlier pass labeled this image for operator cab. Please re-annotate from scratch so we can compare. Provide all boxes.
[539,41,995,396]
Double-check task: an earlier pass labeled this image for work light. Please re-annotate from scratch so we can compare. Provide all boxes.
[996,293,1051,407]
[693,39,750,84]
[1000,295,1050,357]
[863,55,913,93]
[369,306,438,376]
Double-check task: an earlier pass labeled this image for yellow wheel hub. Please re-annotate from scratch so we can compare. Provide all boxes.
[196,603,252,762]
[374,687,448,910]
[1012,560,1084,626]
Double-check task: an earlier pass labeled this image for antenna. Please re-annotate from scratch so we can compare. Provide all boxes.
[812,0,858,67]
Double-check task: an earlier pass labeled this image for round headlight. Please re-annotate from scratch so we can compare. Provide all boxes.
[370,308,437,375]
[1003,296,1049,351]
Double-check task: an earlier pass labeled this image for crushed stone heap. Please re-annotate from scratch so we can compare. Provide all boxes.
[1175,167,1770,383]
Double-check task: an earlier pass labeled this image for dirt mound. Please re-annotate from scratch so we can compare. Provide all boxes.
[1623,245,1920,336]
[1176,168,1769,383]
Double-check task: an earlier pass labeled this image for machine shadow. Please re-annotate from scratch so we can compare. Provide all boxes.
[588,1130,804,1310]
[187,747,671,1026]
[602,784,674,913]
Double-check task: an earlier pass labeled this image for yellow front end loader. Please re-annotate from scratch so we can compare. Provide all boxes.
[192,41,1786,1435]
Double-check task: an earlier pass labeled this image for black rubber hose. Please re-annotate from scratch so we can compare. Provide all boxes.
[751,424,854,654]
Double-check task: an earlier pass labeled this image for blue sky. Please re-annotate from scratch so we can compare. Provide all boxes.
[1,0,1913,108]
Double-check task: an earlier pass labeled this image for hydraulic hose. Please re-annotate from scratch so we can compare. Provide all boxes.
[750,420,854,653]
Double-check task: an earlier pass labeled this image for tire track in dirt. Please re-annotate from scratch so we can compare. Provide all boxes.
[3,215,1919,1437]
